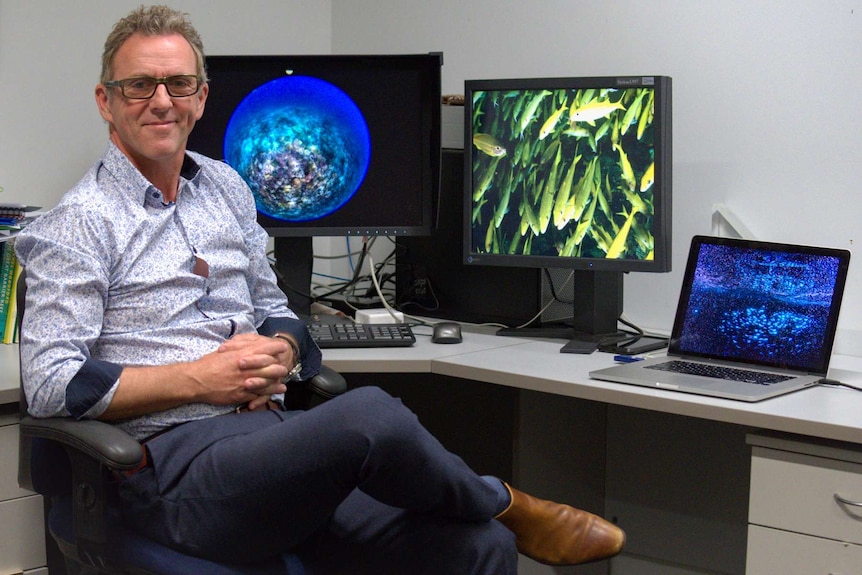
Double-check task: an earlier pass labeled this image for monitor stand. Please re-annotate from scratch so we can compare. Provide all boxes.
[496,270,628,348]
[273,236,314,317]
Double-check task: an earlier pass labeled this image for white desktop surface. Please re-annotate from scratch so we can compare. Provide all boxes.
[325,325,862,446]
[428,335,862,445]
[6,329,862,445]
[0,344,18,404]
[319,324,527,373]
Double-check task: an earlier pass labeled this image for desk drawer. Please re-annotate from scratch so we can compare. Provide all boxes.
[750,446,862,545]
[747,524,862,575]
[0,423,35,501]
[0,494,46,574]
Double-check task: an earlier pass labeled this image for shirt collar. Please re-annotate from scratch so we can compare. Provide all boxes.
[101,141,203,207]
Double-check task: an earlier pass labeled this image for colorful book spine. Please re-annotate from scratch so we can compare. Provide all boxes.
[0,241,14,341]
[3,257,22,344]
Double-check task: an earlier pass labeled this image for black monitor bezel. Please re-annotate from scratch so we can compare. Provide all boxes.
[462,75,672,273]
[188,53,442,238]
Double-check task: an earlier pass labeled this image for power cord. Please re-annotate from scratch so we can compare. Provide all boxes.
[365,250,435,326]
[818,378,862,393]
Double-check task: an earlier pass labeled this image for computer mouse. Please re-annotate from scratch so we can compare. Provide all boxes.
[431,321,462,344]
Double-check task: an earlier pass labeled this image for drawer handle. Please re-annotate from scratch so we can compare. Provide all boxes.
[834,493,862,507]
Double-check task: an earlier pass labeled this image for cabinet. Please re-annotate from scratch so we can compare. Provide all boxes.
[746,434,862,574]
[0,412,47,575]
[1,344,47,575]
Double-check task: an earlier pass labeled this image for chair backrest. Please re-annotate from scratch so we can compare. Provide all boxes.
[17,267,33,490]
[17,267,26,415]
[17,268,73,495]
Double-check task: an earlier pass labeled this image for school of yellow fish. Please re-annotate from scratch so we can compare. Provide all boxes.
[470,86,656,260]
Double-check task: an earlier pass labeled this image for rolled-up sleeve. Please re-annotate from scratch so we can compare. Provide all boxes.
[15,205,118,419]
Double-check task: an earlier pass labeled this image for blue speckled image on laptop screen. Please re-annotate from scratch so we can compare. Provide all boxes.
[676,243,843,371]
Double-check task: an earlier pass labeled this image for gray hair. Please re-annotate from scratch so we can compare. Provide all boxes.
[100,5,208,84]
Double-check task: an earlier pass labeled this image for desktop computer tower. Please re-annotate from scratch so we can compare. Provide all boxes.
[396,149,569,327]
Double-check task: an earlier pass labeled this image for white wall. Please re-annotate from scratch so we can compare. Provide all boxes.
[3,1,862,353]
[332,0,862,353]
[0,0,331,212]
[0,0,348,294]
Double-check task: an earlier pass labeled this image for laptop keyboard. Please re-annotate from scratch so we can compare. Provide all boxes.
[645,360,793,386]
[308,321,416,348]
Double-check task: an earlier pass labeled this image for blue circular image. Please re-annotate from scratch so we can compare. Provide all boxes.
[224,75,371,222]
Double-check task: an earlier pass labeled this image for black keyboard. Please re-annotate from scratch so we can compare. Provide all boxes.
[645,360,793,386]
[308,321,416,348]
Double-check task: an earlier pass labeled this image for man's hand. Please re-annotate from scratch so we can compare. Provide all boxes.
[216,333,297,410]
[102,333,296,420]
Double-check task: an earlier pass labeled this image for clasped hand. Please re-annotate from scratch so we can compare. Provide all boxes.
[211,332,295,411]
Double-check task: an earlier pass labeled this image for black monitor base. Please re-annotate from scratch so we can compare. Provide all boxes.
[496,324,629,347]
[496,325,583,340]
[495,270,627,352]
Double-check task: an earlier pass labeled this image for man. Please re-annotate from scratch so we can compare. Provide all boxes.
[17,5,624,572]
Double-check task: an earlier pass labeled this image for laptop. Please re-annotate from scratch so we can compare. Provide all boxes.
[590,235,851,401]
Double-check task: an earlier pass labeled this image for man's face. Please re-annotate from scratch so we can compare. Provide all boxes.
[95,33,208,173]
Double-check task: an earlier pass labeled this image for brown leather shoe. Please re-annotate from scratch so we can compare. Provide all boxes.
[495,482,625,565]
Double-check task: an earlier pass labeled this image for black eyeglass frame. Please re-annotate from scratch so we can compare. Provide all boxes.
[103,75,203,99]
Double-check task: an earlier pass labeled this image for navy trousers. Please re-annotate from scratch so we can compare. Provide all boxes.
[119,386,518,574]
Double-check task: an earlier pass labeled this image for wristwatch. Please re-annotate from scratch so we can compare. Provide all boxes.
[272,333,303,382]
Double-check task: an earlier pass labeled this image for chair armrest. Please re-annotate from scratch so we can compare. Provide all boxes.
[19,416,143,471]
[285,363,348,410]
[308,364,348,400]
[18,365,346,469]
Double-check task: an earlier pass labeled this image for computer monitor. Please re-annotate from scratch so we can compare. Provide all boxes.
[187,53,442,314]
[463,75,672,343]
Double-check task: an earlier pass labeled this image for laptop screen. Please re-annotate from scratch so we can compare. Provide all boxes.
[669,236,851,374]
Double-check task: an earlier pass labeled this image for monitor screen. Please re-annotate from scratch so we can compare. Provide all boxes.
[464,75,671,271]
[463,75,672,339]
[187,53,442,237]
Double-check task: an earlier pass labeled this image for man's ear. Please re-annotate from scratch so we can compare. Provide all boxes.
[194,82,209,120]
[95,84,113,124]
[193,84,210,122]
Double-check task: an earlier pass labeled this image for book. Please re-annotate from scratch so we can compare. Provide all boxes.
[0,205,41,243]
[3,257,22,344]
[0,203,41,218]
[0,241,15,341]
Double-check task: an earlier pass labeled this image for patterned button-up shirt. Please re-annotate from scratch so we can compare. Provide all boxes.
[16,142,321,440]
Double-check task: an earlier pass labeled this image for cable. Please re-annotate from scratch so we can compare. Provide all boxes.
[311,240,370,302]
[366,250,436,327]
[543,268,575,305]
[617,316,645,337]
[510,270,575,330]
[818,378,862,393]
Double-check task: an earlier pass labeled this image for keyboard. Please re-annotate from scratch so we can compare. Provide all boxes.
[645,360,793,386]
[308,321,416,349]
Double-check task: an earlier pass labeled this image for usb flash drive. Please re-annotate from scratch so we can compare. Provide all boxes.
[613,355,645,363]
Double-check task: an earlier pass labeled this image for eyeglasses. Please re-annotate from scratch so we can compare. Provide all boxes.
[104,75,202,99]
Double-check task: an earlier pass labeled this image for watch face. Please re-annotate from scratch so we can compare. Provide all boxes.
[285,362,303,382]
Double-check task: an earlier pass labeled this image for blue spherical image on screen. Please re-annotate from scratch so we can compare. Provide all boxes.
[224,75,371,222]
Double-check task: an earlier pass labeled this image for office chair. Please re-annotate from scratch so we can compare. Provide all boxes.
[15,269,348,574]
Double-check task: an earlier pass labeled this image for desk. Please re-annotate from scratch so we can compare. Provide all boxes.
[434,338,862,444]
[322,327,862,575]
[321,326,862,444]
[0,344,19,404]
[0,343,47,575]
[6,330,862,575]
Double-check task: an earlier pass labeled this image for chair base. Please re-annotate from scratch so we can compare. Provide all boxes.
[49,495,306,575]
